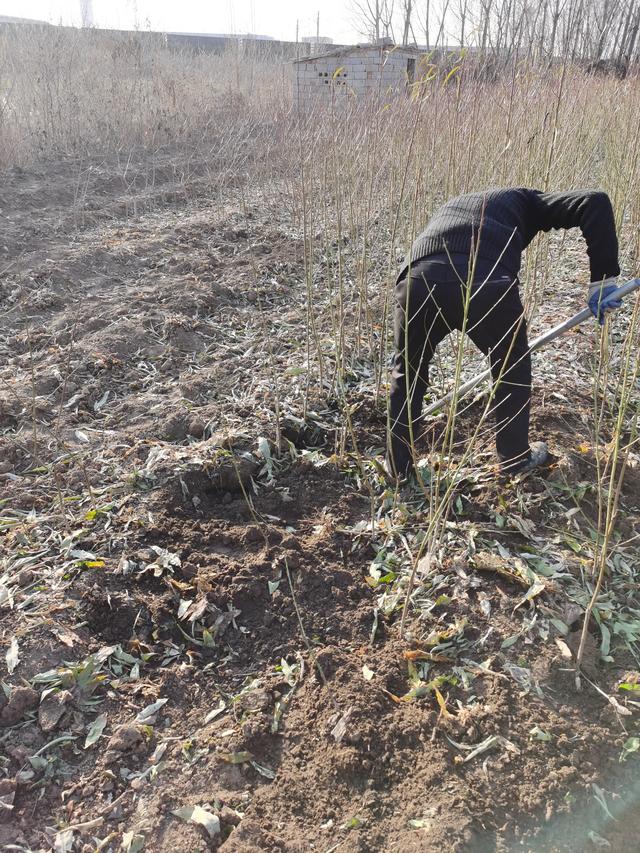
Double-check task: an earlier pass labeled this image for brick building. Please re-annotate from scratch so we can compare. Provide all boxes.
[294,42,427,102]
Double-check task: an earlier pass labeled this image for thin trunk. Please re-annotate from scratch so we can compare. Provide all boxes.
[434,0,451,50]
[403,0,413,44]
[424,0,431,49]
[538,0,548,62]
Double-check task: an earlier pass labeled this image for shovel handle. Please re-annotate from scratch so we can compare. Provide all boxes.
[422,277,640,417]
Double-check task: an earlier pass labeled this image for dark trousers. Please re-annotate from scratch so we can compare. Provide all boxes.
[387,257,532,474]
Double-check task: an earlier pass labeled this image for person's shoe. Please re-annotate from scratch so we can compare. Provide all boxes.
[501,441,549,475]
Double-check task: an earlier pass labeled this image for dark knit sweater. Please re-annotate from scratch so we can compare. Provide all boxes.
[399,188,620,283]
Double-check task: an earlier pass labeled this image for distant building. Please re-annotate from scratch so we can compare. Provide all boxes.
[301,36,333,44]
[165,31,276,53]
[294,43,428,101]
[0,14,49,25]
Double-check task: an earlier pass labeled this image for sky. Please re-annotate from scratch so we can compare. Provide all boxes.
[0,0,370,43]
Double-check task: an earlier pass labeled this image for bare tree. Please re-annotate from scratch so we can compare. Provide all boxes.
[423,0,431,48]
[478,0,495,56]
[357,0,640,66]
[402,0,414,43]
[454,0,470,47]
[621,2,640,61]
[350,0,397,41]
[432,0,452,49]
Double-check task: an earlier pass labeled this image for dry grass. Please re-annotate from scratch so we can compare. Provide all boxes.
[3,20,640,652]
[1,24,640,850]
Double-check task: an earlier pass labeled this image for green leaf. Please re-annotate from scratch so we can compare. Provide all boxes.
[340,816,362,830]
[77,559,105,569]
[280,658,297,687]
[501,634,519,649]
[378,571,397,583]
[563,535,582,553]
[84,713,107,748]
[620,737,640,762]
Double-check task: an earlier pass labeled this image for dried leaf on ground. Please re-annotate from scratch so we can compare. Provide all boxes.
[136,698,168,723]
[219,750,253,764]
[121,831,145,852]
[171,805,220,838]
[84,713,108,748]
[54,829,75,853]
[6,637,19,674]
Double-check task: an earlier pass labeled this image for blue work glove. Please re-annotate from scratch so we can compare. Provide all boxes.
[588,278,623,326]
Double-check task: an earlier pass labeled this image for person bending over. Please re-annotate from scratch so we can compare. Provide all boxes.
[387,187,622,478]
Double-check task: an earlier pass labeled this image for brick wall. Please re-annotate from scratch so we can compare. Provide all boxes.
[295,48,419,103]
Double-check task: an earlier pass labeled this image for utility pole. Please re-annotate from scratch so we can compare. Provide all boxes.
[317,10,320,41]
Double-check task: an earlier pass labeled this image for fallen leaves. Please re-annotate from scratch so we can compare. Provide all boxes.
[84,713,108,748]
[529,725,552,742]
[219,750,253,765]
[6,637,19,674]
[618,672,640,692]
[121,832,145,852]
[433,686,453,718]
[472,551,531,589]
[171,805,220,838]
[330,708,353,744]
[362,664,374,681]
[619,736,640,762]
[135,698,168,724]
[403,649,454,664]
[447,733,520,764]
[53,829,74,853]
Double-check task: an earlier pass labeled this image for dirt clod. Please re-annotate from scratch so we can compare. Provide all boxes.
[107,724,143,753]
[38,689,73,732]
[0,687,39,727]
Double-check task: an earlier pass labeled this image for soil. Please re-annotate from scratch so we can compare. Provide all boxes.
[1,155,639,853]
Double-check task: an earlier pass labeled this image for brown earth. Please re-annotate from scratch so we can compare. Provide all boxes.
[1,156,639,853]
